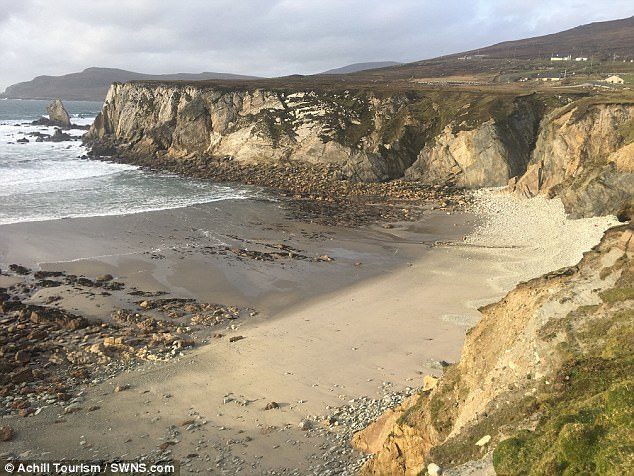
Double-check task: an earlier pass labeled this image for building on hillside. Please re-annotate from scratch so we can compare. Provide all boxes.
[575,57,588,61]
[603,75,624,84]
[537,72,562,81]
[550,55,571,61]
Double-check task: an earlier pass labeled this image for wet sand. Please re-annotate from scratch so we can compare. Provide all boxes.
[0,197,470,319]
[0,192,618,474]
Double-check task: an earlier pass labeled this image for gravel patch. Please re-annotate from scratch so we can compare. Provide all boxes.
[301,384,419,475]
[465,189,620,283]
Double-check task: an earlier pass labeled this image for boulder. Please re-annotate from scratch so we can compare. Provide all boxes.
[427,463,442,476]
[46,99,71,128]
[50,128,73,142]
[422,375,439,392]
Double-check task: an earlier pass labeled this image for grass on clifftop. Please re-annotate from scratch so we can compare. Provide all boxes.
[493,360,634,476]
[493,283,634,476]
[411,240,634,475]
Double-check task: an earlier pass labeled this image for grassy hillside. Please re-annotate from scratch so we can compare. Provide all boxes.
[350,16,634,84]
[321,61,402,75]
[454,16,634,61]
[138,16,634,92]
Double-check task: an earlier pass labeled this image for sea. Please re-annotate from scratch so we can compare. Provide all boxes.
[0,99,253,225]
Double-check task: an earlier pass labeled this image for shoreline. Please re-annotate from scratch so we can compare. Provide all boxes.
[0,193,260,228]
[0,189,619,473]
[0,196,470,317]
[85,144,470,227]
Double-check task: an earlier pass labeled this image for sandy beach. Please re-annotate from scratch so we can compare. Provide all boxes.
[0,190,618,474]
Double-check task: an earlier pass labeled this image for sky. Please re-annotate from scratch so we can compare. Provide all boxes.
[0,0,632,90]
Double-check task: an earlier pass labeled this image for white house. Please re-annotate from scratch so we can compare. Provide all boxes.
[551,55,571,61]
[575,57,588,61]
[604,75,624,85]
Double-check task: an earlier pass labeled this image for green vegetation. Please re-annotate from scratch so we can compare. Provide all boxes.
[493,367,633,475]
[600,265,634,304]
[328,93,374,147]
[600,287,634,303]
[397,390,428,426]
[251,108,296,147]
[493,279,634,476]
[616,118,634,145]
[425,369,460,436]
[428,395,538,468]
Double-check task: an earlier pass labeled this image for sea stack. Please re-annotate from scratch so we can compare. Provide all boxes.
[46,99,71,128]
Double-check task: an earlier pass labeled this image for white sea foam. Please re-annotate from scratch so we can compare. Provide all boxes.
[0,191,251,226]
[0,100,255,225]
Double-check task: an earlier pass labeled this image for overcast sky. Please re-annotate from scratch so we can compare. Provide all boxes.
[1,0,632,90]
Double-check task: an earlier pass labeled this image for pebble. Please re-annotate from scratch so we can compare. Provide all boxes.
[428,462,443,476]
[0,426,14,442]
[64,403,82,414]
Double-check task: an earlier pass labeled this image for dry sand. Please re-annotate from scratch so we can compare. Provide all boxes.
[0,190,619,474]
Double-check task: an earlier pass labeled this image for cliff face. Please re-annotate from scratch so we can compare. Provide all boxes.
[404,98,540,188]
[87,83,545,185]
[357,225,633,475]
[89,83,430,182]
[511,102,634,219]
[84,84,634,475]
[87,83,633,217]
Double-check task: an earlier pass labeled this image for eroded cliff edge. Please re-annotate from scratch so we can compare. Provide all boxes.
[356,225,633,475]
[86,83,542,184]
[86,83,632,218]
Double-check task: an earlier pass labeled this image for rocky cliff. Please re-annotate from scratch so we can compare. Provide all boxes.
[86,83,632,218]
[356,224,633,475]
[86,83,546,184]
[404,98,541,188]
[510,101,634,219]
[89,82,420,182]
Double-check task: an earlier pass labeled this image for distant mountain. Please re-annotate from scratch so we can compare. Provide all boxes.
[320,61,402,75]
[1,67,261,101]
[6,16,630,100]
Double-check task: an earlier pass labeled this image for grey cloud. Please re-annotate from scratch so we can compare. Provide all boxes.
[0,0,632,90]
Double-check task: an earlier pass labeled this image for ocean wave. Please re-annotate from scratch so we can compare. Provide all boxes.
[0,103,256,226]
[0,191,252,226]
[0,161,138,192]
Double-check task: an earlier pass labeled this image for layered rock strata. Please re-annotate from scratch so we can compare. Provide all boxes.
[86,83,632,217]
